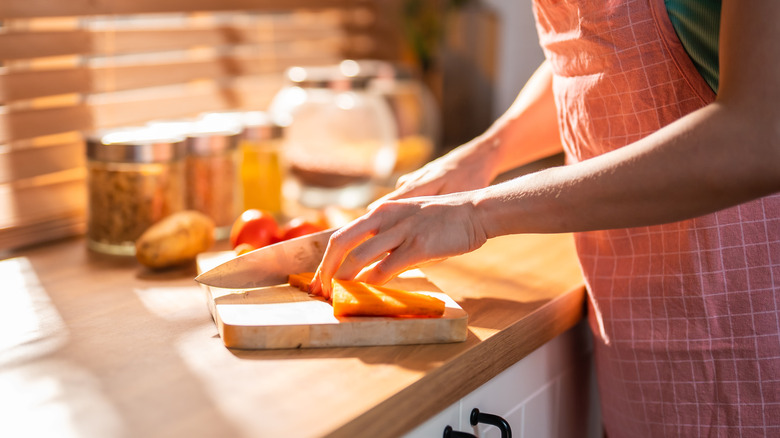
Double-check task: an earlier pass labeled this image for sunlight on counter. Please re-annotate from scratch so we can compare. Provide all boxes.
[0,362,125,438]
[133,285,210,321]
[0,257,125,437]
[0,257,67,365]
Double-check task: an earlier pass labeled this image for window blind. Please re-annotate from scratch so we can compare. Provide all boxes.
[0,0,391,251]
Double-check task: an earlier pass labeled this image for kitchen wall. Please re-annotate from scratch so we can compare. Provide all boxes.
[431,0,545,150]
[483,0,545,118]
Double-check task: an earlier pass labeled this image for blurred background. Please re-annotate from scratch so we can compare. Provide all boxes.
[0,0,544,252]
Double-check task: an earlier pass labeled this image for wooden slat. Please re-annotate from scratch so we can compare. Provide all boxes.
[0,141,84,184]
[0,31,91,60]
[230,75,292,110]
[0,106,93,143]
[1,49,343,102]
[0,0,355,19]
[0,68,90,102]
[0,26,349,60]
[1,73,289,142]
[89,75,284,128]
[0,169,85,230]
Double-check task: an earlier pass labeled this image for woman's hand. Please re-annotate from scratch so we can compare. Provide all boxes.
[310,192,488,299]
[369,138,500,209]
[372,61,562,209]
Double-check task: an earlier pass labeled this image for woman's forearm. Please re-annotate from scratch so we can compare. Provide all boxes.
[474,100,780,236]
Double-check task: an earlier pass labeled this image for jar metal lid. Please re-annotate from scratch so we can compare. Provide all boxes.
[86,126,186,163]
[186,114,242,156]
[241,111,285,141]
[285,65,338,89]
[186,132,240,156]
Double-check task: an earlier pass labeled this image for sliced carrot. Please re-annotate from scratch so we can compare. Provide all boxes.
[287,272,445,318]
[288,272,315,292]
[331,279,445,317]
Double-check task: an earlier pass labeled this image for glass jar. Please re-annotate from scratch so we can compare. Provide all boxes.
[183,113,242,239]
[269,65,398,214]
[238,111,285,215]
[86,127,186,255]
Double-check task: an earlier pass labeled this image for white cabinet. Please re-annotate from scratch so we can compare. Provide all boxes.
[404,321,602,438]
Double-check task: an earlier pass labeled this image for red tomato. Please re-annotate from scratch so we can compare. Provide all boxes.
[279,217,327,241]
[234,243,257,256]
[229,209,279,249]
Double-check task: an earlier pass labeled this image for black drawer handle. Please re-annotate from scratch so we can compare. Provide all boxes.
[470,408,512,438]
[443,425,476,438]
[442,408,512,438]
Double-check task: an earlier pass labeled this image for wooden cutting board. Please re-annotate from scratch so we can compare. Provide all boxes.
[196,252,468,349]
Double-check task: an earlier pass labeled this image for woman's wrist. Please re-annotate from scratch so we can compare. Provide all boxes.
[453,132,505,183]
[469,182,517,240]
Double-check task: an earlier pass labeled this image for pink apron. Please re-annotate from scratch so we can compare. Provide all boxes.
[531,0,780,436]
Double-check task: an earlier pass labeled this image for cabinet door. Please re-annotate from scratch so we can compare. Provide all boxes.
[462,321,599,438]
[403,402,460,438]
[405,321,601,438]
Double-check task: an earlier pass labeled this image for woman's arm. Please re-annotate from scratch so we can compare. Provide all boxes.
[476,0,780,235]
[312,0,780,296]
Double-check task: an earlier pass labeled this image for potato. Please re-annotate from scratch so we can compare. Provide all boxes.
[135,210,215,269]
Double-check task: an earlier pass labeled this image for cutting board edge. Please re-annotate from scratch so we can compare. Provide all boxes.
[221,312,469,350]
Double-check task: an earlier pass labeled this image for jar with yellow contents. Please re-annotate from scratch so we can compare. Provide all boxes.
[237,111,284,215]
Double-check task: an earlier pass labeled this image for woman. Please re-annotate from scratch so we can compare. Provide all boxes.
[312,1,780,436]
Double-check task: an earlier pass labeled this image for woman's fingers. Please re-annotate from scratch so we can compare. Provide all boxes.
[354,240,428,286]
[334,225,406,280]
[309,270,325,297]
[311,214,383,298]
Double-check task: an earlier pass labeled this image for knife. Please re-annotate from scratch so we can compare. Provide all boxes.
[195,228,337,289]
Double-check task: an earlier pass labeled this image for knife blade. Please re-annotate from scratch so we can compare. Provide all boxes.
[195,228,337,289]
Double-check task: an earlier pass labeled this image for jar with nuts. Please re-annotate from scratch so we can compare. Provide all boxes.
[86,127,186,255]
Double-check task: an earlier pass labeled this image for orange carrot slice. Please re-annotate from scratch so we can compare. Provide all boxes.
[331,279,445,317]
[288,272,315,292]
[286,273,446,318]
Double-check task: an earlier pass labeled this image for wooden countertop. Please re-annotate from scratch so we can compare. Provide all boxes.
[0,232,585,438]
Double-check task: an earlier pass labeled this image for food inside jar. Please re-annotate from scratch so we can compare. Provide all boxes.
[185,153,237,229]
[87,161,184,248]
